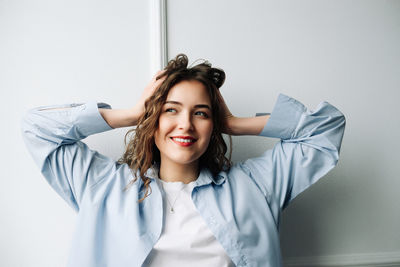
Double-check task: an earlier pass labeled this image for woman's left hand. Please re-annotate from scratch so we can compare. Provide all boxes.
[216,90,270,136]
[216,90,236,135]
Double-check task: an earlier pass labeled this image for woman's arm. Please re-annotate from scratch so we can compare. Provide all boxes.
[98,107,140,129]
[21,70,167,211]
[226,115,270,136]
[99,70,166,129]
[21,101,115,211]
[239,93,346,210]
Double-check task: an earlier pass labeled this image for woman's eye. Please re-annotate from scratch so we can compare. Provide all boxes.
[195,111,209,118]
[165,108,176,113]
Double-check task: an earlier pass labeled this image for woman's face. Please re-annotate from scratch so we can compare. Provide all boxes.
[154,80,213,168]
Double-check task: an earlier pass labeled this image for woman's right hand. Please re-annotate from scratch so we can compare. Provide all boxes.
[99,70,167,129]
[132,70,167,119]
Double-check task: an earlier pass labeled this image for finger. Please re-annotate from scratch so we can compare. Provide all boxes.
[152,75,167,91]
[154,75,166,85]
[155,69,167,80]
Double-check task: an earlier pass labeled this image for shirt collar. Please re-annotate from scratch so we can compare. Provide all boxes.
[195,168,226,187]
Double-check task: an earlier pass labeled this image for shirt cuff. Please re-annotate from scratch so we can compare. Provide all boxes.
[75,101,113,137]
[257,93,305,140]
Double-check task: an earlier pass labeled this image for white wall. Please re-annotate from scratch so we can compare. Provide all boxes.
[0,0,151,266]
[2,0,399,266]
[166,0,400,265]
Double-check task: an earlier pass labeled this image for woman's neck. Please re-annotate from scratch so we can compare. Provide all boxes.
[158,160,199,184]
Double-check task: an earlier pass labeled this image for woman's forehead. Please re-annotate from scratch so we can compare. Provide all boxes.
[165,80,211,105]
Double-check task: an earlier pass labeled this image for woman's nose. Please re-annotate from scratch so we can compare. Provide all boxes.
[177,113,194,131]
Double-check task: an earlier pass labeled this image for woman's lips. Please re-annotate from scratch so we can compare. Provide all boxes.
[170,137,196,147]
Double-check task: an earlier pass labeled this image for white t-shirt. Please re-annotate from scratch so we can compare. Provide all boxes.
[142,179,235,267]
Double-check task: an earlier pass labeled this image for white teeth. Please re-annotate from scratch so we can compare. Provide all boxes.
[173,138,194,143]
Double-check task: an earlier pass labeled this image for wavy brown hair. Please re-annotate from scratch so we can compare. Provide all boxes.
[118,54,232,202]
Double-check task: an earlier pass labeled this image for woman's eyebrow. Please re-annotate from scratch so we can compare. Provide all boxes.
[165,100,211,110]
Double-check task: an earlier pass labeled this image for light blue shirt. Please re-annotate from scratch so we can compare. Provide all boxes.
[21,93,346,267]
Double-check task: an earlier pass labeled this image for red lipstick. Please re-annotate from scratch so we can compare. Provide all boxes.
[170,136,197,147]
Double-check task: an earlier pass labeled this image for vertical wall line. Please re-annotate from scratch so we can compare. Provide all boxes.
[160,0,168,67]
[149,0,168,76]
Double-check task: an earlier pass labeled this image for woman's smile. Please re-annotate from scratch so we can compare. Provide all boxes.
[170,136,197,146]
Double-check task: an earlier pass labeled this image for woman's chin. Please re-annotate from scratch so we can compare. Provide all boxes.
[161,154,200,168]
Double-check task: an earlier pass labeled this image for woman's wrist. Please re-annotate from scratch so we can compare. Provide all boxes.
[226,115,270,136]
[99,107,141,129]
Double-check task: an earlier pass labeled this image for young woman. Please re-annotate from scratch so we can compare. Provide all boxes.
[21,54,346,267]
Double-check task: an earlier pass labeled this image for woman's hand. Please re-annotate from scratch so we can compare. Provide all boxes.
[216,89,270,136]
[216,89,236,135]
[99,70,167,129]
[132,70,167,118]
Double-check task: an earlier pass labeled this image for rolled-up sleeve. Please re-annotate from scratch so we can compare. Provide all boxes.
[21,101,115,212]
[241,93,346,210]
